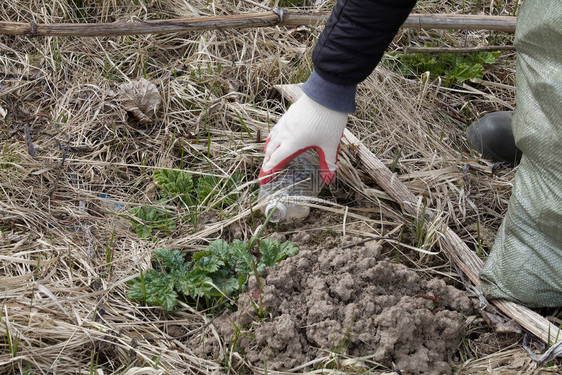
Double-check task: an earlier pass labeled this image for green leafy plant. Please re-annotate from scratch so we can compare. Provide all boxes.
[387,51,500,86]
[259,239,300,268]
[130,170,242,238]
[130,206,176,238]
[195,173,242,208]
[127,238,299,311]
[154,169,196,207]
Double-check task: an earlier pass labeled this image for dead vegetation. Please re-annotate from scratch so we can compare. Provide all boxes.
[1,0,561,374]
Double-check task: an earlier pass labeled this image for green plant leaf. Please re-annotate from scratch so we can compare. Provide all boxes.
[130,205,176,238]
[154,169,195,207]
[214,276,242,297]
[127,270,179,311]
[183,270,215,297]
[127,277,148,302]
[388,51,499,87]
[259,239,299,268]
[196,173,242,208]
[160,288,180,311]
[206,239,231,260]
[474,51,499,64]
[193,253,224,274]
[153,248,186,271]
[129,171,243,240]
[128,237,299,311]
[450,62,483,83]
[196,175,221,204]
[230,239,257,275]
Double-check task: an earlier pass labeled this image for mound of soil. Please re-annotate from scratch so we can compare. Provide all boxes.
[193,238,476,374]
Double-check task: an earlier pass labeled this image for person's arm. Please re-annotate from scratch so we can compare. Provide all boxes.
[304,0,417,113]
[260,0,417,185]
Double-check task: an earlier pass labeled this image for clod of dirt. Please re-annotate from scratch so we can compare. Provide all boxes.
[115,78,161,124]
[193,242,476,374]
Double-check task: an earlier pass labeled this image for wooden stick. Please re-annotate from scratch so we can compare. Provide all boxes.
[405,45,515,54]
[0,12,281,37]
[284,12,517,32]
[402,13,516,32]
[275,83,560,346]
[0,11,517,37]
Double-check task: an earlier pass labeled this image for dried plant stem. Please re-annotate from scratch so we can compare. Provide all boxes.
[405,45,515,54]
[0,12,517,37]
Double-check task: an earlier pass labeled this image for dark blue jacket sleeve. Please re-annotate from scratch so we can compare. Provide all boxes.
[313,0,417,85]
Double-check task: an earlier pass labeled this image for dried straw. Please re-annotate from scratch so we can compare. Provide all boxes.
[0,0,559,374]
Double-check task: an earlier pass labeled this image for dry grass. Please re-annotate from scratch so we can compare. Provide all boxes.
[1,0,560,374]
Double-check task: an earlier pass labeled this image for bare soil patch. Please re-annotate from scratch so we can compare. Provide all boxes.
[193,234,476,374]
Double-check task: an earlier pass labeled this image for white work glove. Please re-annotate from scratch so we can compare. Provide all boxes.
[259,93,348,185]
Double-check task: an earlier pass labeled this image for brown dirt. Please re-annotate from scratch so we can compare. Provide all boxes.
[192,235,477,374]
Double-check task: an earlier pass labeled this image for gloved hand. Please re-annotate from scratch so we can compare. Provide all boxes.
[259,93,348,185]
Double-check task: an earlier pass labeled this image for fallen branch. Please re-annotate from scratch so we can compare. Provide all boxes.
[0,11,517,37]
[404,45,515,54]
[402,13,516,32]
[275,83,560,347]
